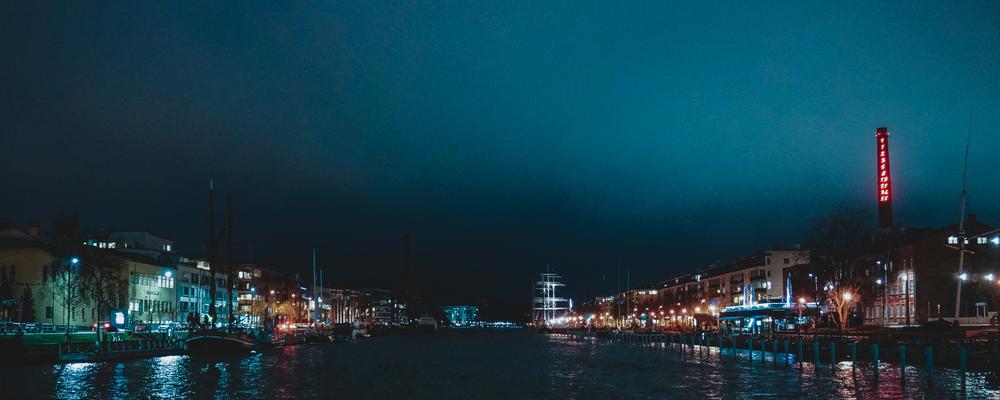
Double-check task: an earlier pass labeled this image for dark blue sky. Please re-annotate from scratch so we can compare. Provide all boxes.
[3,2,999,317]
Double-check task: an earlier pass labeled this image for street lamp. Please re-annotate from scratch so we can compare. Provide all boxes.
[70,257,79,265]
[842,292,853,301]
[959,273,968,281]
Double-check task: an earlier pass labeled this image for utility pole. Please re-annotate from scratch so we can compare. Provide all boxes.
[904,257,912,327]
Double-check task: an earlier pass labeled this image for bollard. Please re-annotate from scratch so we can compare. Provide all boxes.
[813,341,820,365]
[784,340,790,365]
[761,339,766,363]
[797,340,804,365]
[748,338,754,362]
[830,341,836,364]
[899,344,906,377]
[960,346,967,374]
[851,342,857,368]
[872,343,880,377]
[925,346,933,376]
[772,340,779,365]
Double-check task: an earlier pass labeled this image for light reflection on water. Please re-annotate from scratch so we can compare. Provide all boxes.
[9,332,1000,399]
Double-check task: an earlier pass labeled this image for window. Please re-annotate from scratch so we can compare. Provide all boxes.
[183,287,189,296]
[977,237,988,244]
[765,256,771,265]
[948,236,958,244]
[783,258,790,264]
[46,306,53,319]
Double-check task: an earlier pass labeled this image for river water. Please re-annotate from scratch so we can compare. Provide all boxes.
[3,330,998,399]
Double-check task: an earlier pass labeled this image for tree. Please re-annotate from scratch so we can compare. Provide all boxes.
[19,287,36,322]
[51,258,86,339]
[808,205,870,328]
[79,249,126,343]
[827,284,860,331]
[808,205,869,278]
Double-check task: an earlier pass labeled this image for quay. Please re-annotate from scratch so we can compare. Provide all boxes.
[550,329,1000,379]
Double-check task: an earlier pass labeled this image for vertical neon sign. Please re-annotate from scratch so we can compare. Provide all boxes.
[876,127,893,228]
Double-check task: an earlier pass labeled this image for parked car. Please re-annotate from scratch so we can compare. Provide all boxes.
[92,321,119,332]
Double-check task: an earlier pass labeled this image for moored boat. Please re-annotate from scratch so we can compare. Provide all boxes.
[185,330,255,356]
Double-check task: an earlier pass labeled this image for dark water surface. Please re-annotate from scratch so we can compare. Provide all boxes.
[2,331,998,399]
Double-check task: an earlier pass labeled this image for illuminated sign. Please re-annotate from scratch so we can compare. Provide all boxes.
[875,127,893,228]
[876,128,891,203]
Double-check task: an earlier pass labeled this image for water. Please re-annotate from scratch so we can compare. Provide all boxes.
[3,331,998,399]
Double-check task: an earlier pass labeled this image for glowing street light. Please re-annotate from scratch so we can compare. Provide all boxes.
[798,297,806,304]
[987,273,995,282]
[876,278,882,285]
[70,257,80,265]
[959,273,968,281]
[842,292,853,301]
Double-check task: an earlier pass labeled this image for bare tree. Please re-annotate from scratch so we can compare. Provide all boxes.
[51,257,86,339]
[827,284,861,331]
[80,250,127,344]
[808,205,870,329]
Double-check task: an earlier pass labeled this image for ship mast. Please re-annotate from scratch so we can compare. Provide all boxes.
[227,193,235,331]
[953,109,973,319]
[208,180,217,328]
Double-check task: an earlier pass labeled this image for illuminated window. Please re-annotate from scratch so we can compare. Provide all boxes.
[948,236,958,245]
[977,237,988,245]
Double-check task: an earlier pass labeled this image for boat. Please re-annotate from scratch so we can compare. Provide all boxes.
[331,323,356,342]
[185,185,256,356]
[185,330,256,355]
[416,316,438,331]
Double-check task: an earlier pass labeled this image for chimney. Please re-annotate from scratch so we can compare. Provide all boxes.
[27,222,41,239]
[875,127,893,230]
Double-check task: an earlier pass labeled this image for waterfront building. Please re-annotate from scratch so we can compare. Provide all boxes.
[123,253,177,326]
[82,230,175,261]
[176,258,237,327]
[0,229,74,326]
[855,215,1000,326]
[442,305,479,326]
[327,288,362,325]
[357,289,408,327]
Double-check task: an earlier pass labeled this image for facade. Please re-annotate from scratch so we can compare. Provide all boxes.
[358,289,408,327]
[442,305,479,326]
[123,255,177,326]
[83,230,175,261]
[328,288,363,325]
[235,264,310,327]
[856,216,1000,326]
[586,249,810,330]
[176,258,237,327]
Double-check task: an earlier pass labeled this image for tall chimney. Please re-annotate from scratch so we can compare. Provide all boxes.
[876,127,893,229]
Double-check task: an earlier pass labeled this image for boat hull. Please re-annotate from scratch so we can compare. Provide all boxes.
[186,333,255,356]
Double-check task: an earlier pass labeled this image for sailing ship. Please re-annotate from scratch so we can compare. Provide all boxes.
[186,182,255,356]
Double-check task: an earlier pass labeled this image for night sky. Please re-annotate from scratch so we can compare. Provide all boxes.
[3,2,999,319]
